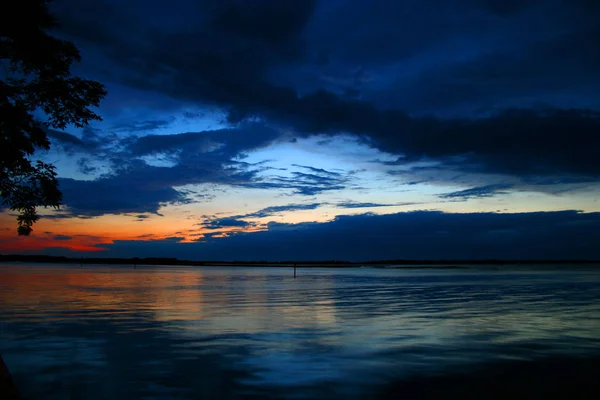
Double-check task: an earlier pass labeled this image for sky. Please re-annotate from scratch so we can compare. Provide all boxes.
[1,0,600,260]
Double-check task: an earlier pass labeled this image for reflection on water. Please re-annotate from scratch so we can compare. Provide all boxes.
[1,264,600,399]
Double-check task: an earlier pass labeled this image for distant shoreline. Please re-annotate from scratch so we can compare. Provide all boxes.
[1,254,599,268]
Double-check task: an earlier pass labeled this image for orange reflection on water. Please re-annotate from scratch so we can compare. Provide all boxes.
[0,267,207,324]
[0,266,341,339]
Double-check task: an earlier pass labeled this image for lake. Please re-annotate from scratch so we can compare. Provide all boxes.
[1,263,600,399]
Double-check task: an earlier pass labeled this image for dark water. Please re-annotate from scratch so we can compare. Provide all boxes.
[1,264,600,399]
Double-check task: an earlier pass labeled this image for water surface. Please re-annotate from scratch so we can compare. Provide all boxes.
[1,264,600,399]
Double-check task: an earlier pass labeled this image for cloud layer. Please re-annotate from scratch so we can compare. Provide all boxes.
[48,0,600,184]
[53,210,600,261]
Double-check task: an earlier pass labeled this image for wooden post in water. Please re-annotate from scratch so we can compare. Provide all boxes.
[294,264,297,278]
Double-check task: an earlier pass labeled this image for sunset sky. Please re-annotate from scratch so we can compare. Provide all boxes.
[2,0,600,260]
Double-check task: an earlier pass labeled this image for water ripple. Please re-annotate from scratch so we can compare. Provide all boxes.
[1,264,600,399]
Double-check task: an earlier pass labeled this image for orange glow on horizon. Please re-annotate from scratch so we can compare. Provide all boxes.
[0,212,269,254]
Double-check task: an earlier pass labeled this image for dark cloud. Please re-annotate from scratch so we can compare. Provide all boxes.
[111,118,173,133]
[400,27,600,115]
[209,0,317,47]
[76,158,97,175]
[56,152,258,217]
[54,153,343,217]
[52,0,317,107]
[130,132,214,156]
[58,174,186,216]
[130,124,280,158]
[47,0,600,184]
[291,164,342,176]
[47,126,124,176]
[336,202,390,209]
[48,124,285,216]
[202,218,253,230]
[440,184,513,200]
[304,0,496,68]
[246,202,323,218]
[336,202,416,209]
[48,121,354,216]
[246,176,346,196]
[305,0,599,112]
[196,202,325,233]
[240,163,352,196]
[202,203,324,229]
[292,171,341,185]
[475,0,540,16]
[47,130,86,148]
[373,109,600,180]
[43,211,96,220]
[81,211,600,261]
[53,235,72,241]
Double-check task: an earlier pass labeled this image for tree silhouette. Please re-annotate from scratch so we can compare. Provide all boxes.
[1,0,106,235]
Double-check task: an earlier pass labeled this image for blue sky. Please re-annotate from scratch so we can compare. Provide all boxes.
[1,0,600,260]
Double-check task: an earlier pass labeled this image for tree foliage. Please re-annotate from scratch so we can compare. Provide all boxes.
[1,0,106,235]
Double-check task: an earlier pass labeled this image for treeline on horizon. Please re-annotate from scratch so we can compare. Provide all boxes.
[0,254,598,266]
